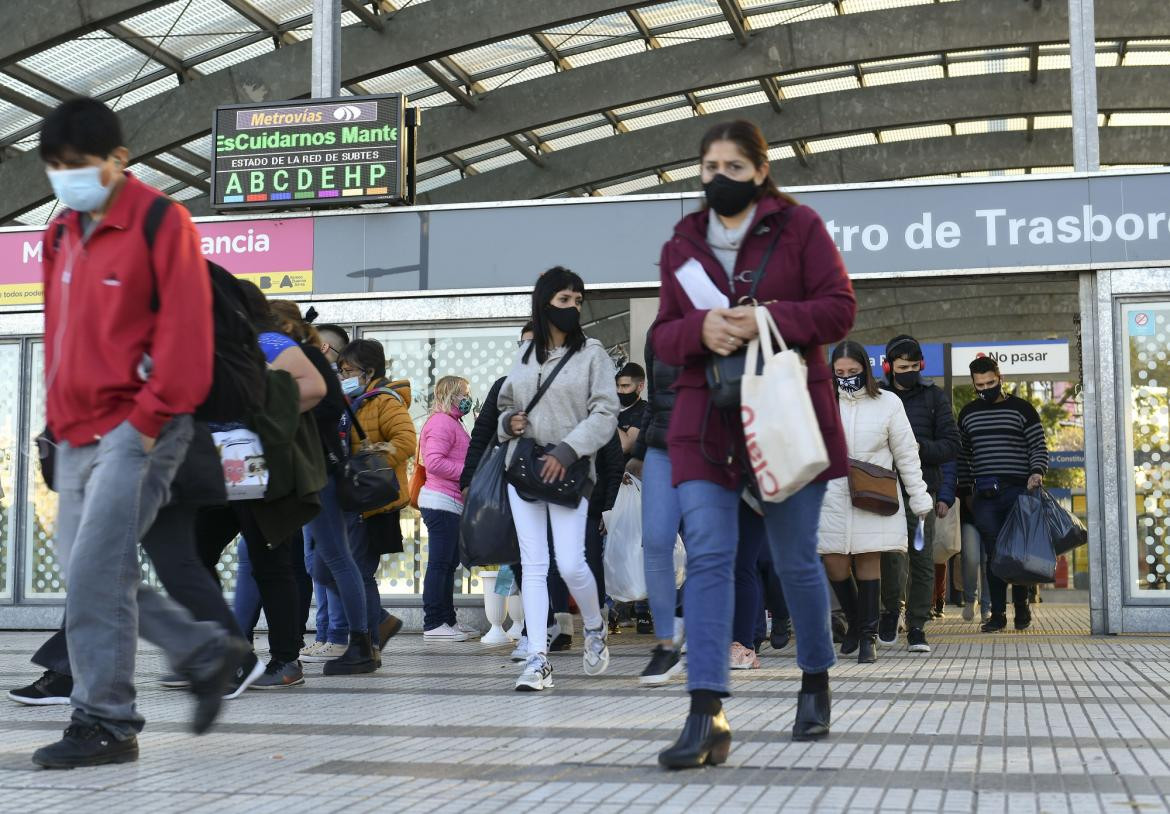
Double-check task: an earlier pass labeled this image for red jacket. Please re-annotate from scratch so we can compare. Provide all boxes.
[652,196,856,491]
[43,174,213,445]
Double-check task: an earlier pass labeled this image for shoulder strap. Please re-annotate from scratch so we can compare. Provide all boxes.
[523,347,577,415]
[353,386,403,408]
[744,207,795,304]
[142,196,173,314]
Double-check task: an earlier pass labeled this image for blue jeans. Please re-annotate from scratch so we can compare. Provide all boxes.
[642,449,684,641]
[733,504,765,648]
[679,479,834,695]
[307,537,349,645]
[421,507,461,631]
[233,538,262,641]
[972,486,1030,614]
[960,517,991,616]
[346,513,385,645]
[304,475,368,636]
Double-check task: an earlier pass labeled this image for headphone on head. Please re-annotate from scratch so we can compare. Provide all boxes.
[882,336,924,376]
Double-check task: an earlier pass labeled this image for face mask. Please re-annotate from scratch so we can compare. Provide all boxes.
[893,370,920,390]
[341,376,364,397]
[618,391,639,408]
[456,396,473,416]
[544,304,581,334]
[836,373,865,394]
[46,165,113,213]
[703,173,760,218]
[977,383,1002,403]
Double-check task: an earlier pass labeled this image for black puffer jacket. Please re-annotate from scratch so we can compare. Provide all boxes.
[880,377,960,496]
[632,327,681,460]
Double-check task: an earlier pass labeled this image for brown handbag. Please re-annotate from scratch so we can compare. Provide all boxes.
[847,459,901,516]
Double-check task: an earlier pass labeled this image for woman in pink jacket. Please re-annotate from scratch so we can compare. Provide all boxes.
[420,376,479,641]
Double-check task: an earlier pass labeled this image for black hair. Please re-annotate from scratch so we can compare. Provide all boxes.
[525,266,586,365]
[316,323,350,346]
[520,321,534,337]
[969,356,1000,377]
[234,279,277,333]
[39,98,124,163]
[831,340,881,399]
[338,338,387,382]
[885,334,923,363]
[617,362,646,382]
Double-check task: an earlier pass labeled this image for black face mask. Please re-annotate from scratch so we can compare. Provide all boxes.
[618,391,639,408]
[544,304,581,334]
[703,173,760,217]
[893,370,920,390]
[977,383,1003,403]
[836,373,865,394]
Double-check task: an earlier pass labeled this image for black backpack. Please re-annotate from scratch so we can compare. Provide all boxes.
[51,196,267,423]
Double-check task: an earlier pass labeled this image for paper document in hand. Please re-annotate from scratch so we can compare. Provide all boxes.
[674,258,729,309]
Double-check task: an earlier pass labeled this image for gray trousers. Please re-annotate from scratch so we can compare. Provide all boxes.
[55,416,225,739]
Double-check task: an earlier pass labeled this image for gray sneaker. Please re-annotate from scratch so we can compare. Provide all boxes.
[514,654,554,692]
[248,660,305,690]
[583,626,610,677]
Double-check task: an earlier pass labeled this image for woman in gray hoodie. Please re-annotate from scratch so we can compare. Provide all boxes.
[498,267,620,691]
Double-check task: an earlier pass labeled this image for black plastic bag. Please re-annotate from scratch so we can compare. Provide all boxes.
[459,443,520,568]
[1039,489,1088,555]
[991,492,1056,584]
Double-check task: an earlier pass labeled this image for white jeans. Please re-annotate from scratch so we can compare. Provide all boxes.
[507,485,603,656]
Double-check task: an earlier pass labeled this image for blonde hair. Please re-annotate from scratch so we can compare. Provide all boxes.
[431,376,469,414]
[269,300,320,346]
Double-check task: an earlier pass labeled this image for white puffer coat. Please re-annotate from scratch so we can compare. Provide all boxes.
[817,388,934,555]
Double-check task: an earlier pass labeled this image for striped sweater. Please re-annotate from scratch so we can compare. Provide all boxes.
[957,395,1049,489]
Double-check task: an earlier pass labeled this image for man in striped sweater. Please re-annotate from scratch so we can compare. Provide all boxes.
[958,356,1049,633]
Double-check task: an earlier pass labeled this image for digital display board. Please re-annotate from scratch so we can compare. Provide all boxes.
[211,94,405,211]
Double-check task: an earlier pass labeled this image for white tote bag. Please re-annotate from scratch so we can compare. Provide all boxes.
[933,504,963,564]
[211,427,269,501]
[740,307,829,503]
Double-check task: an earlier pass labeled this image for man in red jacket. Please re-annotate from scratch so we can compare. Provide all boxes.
[31,98,248,769]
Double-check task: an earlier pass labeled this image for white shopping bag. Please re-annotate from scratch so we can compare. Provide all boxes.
[933,505,962,564]
[741,307,829,503]
[211,427,268,500]
[603,477,646,602]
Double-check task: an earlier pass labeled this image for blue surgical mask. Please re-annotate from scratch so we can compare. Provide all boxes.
[341,376,364,397]
[46,165,113,213]
[456,396,473,416]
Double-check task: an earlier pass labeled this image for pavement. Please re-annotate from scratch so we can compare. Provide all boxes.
[2,600,1169,813]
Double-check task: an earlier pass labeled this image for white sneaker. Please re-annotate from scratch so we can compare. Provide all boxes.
[515,653,554,692]
[510,636,530,662]
[583,626,610,677]
[672,617,685,650]
[424,623,470,641]
[300,642,347,663]
[455,622,482,639]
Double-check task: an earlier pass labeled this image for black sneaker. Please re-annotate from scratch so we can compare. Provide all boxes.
[770,623,792,651]
[981,613,1008,633]
[639,645,682,686]
[9,670,72,706]
[223,650,265,700]
[635,611,654,635]
[907,628,931,653]
[549,633,573,652]
[248,659,305,690]
[877,612,899,645]
[830,613,847,644]
[32,723,138,769]
[1014,605,1033,630]
[190,638,252,735]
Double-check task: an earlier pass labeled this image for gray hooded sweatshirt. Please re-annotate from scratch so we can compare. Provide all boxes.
[496,338,620,486]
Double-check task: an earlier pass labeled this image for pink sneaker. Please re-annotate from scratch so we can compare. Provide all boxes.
[729,642,760,670]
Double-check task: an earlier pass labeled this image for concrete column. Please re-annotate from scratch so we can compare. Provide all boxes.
[628,298,660,368]
[1068,0,1101,171]
[311,0,341,98]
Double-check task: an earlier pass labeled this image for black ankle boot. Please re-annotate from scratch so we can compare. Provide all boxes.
[829,579,860,655]
[323,632,376,676]
[792,689,831,741]
[856,579,880,665]
[657,710,732,769]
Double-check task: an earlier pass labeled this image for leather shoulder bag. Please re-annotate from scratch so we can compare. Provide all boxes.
[337,397,401,513]
[847,458,901,516]
[705,208,794,410]
[505,348,592,508]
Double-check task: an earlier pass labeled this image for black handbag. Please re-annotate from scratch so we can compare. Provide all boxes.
[705,209,793,410]
[504,348,592,508]
[336,402,400,513]
[459,443,520,568]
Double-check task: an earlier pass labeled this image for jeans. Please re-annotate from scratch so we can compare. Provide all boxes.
[758,544,789,633]
[507,485,603,657]
[305,475,368,635]
[733,504,765,648]
[55,417,225,739]
[233,538,262,640]
[345,513,385,646]
[421,507,461,631]
[642,448,684,641]
[972,486,1030,614]
[308,539,349,645]
[678,479,834,695]
[960,518,991,615]
[881,504,936,629]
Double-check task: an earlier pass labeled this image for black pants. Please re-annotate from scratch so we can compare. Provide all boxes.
[34,503,244,676]
[197,504,303,665]
[586,514,605,607]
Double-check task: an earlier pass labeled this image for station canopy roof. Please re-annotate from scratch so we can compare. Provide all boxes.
[2,0,1169,225]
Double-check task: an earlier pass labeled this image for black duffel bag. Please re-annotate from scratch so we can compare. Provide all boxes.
[336,402,400,513]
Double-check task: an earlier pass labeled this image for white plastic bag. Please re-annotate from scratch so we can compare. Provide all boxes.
[933,505,962,564]
[741,307,829,503]
[603,477,646,602]
[211,427,268,500]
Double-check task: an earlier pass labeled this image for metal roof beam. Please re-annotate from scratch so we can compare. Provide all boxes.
[716,0,749,47]
[0,0,173,67]
[220,0,301,45]
[532,32,572,71]
[341,0,384,31]
[105,22,197,81]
